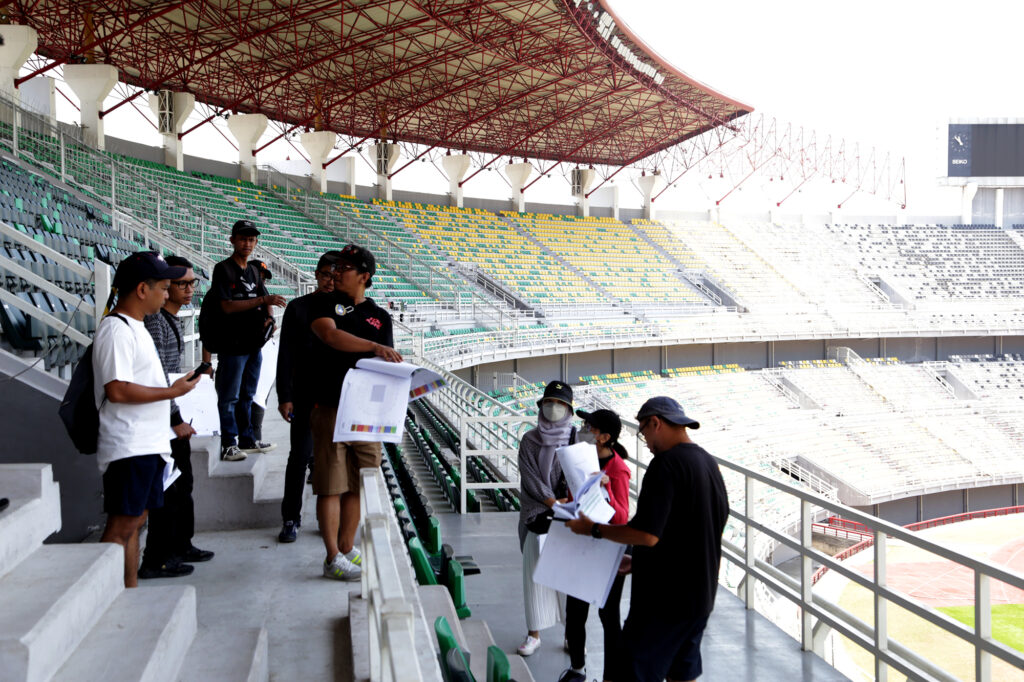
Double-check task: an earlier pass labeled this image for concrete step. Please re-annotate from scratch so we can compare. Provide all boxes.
[178,626,268,682]
[0,464,61,579]
[52,585,198,682]
[189,437,290,531]
[0,543,123,682]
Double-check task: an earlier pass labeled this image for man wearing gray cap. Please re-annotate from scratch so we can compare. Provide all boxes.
[567,396,728,682]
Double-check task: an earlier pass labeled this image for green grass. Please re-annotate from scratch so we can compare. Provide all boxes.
[937,604,1024,653]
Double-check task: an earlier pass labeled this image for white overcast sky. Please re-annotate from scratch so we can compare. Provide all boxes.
[39,0,1024,216]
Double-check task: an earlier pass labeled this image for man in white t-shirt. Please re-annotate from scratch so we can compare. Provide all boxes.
[94,252,200,588]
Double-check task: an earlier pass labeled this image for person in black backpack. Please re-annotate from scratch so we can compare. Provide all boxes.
[207,220,286,462]
[139,256,215,580]
[93,252,199,588]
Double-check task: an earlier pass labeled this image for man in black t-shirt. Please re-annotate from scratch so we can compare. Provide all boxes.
[208,220,286,462]
[567,396,728,682]
[308,245,402,581]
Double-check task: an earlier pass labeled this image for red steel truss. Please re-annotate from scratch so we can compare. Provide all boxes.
[3,0,752,166]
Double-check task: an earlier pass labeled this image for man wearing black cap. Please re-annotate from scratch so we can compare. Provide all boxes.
[567,396,729,682]
[309,243,401,580]
[207,220,286,462]
[274,250,339,543]
[93,252,201,587]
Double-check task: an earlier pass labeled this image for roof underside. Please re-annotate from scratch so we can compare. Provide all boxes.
[11,0,753,166]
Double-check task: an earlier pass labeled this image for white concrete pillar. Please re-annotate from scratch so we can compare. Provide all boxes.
[638,171,663,220]
[0,25,38,102]
[20,76,56,125]
[995,187,1004,228]
[148,91,195,171]
[63,63,118,150]
[829,209,842,225]
[961,182,978,225]
[895,207,907,227]
[301,131,337,193]
[611,184,620,221]
[572,168,596,217]
[338,156,357,197]
[504,162,533,213]
[442,154,471,208]
[227,113,268,184]
[371,143,400,201]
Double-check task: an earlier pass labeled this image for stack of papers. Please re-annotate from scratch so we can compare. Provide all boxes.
[552,472,615,524]
[333,359,446,444]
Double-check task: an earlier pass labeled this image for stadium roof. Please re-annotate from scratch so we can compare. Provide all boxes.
[12,0,753,166]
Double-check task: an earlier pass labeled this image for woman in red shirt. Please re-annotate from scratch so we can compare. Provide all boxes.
[560,408,632,682]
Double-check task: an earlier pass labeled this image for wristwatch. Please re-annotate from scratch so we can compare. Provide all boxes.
[590,523,603,539]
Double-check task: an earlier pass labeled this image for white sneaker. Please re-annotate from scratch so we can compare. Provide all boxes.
[517,635,541,656]
[323,553,361,581]
[345,547,362,566]
[220,445,247,462]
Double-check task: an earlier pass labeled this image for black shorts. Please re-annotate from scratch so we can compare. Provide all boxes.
[620,610,710,682]
[103,454,166,517]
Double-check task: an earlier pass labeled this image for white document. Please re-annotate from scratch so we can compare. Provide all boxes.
[162,462,181,491]
[168,374,219,436]
[332,360,446,444]
[551,472,616,525]
[556,442,599,498]
[252,337,278,409]
[532,522,626,608]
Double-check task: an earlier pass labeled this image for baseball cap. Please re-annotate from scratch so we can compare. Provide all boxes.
[635,396,700,429]
[317,250,345,272]
[338,244,376,277]
[231,219,260,237]
[536,380,573,408]
[113,251,188,290]
[576,408,622,442]
[251,259,272,280]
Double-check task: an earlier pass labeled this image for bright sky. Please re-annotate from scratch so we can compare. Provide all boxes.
[38,0,1024,216]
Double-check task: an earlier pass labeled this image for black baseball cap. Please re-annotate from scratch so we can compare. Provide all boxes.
[636,396,700,429]
[576,408,622,442]
[231,219,260,237]
[536,380,573,408]
[317,250,345,271]
[251,259,272,280]
[113,251,187,290]
[339,243,376,277]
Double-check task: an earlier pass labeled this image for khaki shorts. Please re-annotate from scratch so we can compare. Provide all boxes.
[310,404,383,496]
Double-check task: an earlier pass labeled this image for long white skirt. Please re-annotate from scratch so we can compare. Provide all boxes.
[522,530,565,632]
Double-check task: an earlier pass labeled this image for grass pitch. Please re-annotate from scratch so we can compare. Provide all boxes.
[937,604,1024,653]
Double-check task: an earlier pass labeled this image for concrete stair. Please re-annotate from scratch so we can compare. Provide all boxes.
[190,437,311,531]
[0,463,270,682]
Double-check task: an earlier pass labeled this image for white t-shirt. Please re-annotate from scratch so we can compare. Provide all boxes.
[92,314,173,471]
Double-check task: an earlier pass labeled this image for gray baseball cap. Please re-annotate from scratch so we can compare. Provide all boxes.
[635,396,700,429]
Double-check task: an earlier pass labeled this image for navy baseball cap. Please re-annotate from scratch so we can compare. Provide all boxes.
[635,396,700,429]
[339,243,376,277]
[113,251,187,290]
[537,380,573,408]
[231,219,260,237]
[576,408,622,442]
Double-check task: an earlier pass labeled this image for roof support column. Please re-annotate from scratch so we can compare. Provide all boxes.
[227,113,268,183]
[20,77,56,126]
[571,168,596,217]
[442,154,471,208]
[504,162,532,213]
[961,182,978,225]
[148,91,194,171]
[337,156,356,197]
[638,171,663,220]
[301,131,337,193]
[63,64,118,150]
[610,184,620,221]
[0,25,38,102]
[372,143,400,201]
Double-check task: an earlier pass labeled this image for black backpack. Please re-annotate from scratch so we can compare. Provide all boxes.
[58,314,128,455]
[198,292,224,353]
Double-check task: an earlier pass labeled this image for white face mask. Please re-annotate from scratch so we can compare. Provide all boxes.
[541,401,570,422]
[577,429,598,445]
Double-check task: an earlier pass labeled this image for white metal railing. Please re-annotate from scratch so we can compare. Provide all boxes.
[359,467,430,682]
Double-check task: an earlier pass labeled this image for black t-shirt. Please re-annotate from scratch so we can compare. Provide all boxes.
[210,258,270,355]
[310,293,394,407]
[276,290,329,404]
[627,442,729,619]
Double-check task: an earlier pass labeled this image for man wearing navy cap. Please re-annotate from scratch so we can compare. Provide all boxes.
[207,220,286,462]
[93,251,201,587]
[567,396,728,682]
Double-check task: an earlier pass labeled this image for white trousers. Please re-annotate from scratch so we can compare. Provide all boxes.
[522,530,565,632]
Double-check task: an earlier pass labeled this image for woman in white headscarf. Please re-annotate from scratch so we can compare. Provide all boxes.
[516,380,576,657]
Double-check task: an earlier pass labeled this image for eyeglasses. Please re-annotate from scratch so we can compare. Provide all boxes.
[171,279,198,290]
[315,270,333,278]
[332,264,357,275]
[637,418,652,443]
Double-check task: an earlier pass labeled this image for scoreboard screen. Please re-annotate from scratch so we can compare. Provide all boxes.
[948,123,1024,177]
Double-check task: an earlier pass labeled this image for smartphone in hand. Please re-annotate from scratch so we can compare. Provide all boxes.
[187,361,211,381]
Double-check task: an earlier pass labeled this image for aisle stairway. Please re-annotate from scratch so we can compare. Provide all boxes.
[0,463,268,682]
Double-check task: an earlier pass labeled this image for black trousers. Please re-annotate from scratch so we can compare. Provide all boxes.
[280,398,313,523]
[142,437,194,567]
[565,571,627,678]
